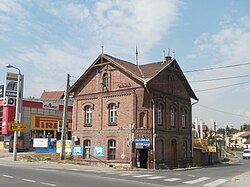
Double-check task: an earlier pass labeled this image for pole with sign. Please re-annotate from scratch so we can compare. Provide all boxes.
[5,64,23,161]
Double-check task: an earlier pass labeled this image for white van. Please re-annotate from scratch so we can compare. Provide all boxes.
[242,149,250,159]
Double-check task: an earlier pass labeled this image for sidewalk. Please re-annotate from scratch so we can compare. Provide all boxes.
[230,171,250,187]
[0,149,35,158]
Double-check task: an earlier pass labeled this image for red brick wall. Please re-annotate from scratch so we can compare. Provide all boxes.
[72,60,194,168]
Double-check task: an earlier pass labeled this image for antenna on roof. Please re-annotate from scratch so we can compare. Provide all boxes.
[162,50,165,64]
[167,48,170,56]
[136,45,139,66]
[172,49,175,59]
[101,42,104,55]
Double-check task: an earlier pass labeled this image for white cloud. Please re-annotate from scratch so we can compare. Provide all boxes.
[190,16,250,127]
[89,0,180,58]
[245,111,250,118]
[2,42,89,97]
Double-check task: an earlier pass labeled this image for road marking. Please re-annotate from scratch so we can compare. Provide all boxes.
[2,174,13,178]
[203,179,228,187]
[132,174,153,178]
[147,176,165,179]
[187,174,196,177]
[68,169,80,171]
[119,173,135,176]
[41,182,56,186]
[22,178,36,182]
[163,178,181,182]
[84,169,97,172]
[183,177,210,184]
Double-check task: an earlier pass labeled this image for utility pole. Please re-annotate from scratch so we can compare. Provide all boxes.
[60,74,70,160]
[129,123,134,167]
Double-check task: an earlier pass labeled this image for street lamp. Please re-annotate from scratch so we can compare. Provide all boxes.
[5,64,22,161]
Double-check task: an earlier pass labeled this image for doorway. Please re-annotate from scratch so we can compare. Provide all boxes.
[171,139,177,168]
[138,149,148,168]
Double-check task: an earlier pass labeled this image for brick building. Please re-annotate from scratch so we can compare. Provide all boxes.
[70,53,198,169]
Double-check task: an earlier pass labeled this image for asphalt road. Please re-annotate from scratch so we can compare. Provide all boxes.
[0,156,249,187]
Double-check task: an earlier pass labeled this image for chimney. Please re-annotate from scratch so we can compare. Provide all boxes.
[162,50,165,64]
[165,48,172,62]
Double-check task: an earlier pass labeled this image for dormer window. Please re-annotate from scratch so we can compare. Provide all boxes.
[103,73,109,88]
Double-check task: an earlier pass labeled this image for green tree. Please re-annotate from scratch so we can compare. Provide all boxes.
[217,128,225,134]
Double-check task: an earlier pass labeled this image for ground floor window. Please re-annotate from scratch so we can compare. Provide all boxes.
[84,139,91,159]
[108,139,116,160]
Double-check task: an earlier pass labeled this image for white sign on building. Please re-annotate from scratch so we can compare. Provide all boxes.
[33,138,48,148]
[43,101,59,110]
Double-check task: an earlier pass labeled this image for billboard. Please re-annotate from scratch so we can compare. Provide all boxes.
[5,72,18,97]
[30,114,72,131]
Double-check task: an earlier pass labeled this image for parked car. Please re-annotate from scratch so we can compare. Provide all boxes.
[242,149,250,159]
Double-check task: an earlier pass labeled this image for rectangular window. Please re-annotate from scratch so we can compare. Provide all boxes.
[108,140,116,160]
[84,140,91,159]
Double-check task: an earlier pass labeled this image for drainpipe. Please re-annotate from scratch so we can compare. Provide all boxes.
[144,81,155,169]
[191,99,199,166]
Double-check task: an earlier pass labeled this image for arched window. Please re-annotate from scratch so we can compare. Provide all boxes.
[108,139,116,160]
[108,103,117,124]
[103,73,109,88]
[182,109,187,128]
[83,139,91,159]
[171,106,176,127]
[157,103,163,125]
[84,105,92,126]
[139,112,145,128]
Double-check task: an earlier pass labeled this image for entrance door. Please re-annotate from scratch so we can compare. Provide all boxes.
[139,149,148,168]
[171,139,177,168]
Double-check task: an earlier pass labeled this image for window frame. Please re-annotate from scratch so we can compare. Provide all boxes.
[84,105,92,126]
[103,73,109,88]
[170,106,176,127]
[108,103,117,125]
[181,108,187,128]
[83,139,91,159]
[108,139,116,160]
[157,103,163,126]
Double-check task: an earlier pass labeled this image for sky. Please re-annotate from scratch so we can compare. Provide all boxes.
[1,0,250,129]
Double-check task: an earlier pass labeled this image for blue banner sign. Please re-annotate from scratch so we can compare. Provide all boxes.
[72,146,83,156]
[94,146,104,156]
[135,138,150,149]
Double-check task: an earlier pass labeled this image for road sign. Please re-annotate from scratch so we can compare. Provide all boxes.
[9,122,27,132]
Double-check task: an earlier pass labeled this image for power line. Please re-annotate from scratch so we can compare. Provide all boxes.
[196,104,250,119]
[184,62,250,73]
[190,74,250,83]
[195,80,250,92]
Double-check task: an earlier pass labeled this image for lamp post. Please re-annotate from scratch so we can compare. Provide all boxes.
[5,64,22,161]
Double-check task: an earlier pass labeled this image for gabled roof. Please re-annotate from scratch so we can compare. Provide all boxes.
[40,91,64,99]
[70,54,198,100]
[239,131,250,137]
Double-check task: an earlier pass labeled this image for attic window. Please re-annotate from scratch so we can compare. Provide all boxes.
[103,73,109,88]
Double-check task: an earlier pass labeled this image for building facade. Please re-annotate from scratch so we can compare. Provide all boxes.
[0,91,72,150]
[70,53,198,169]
